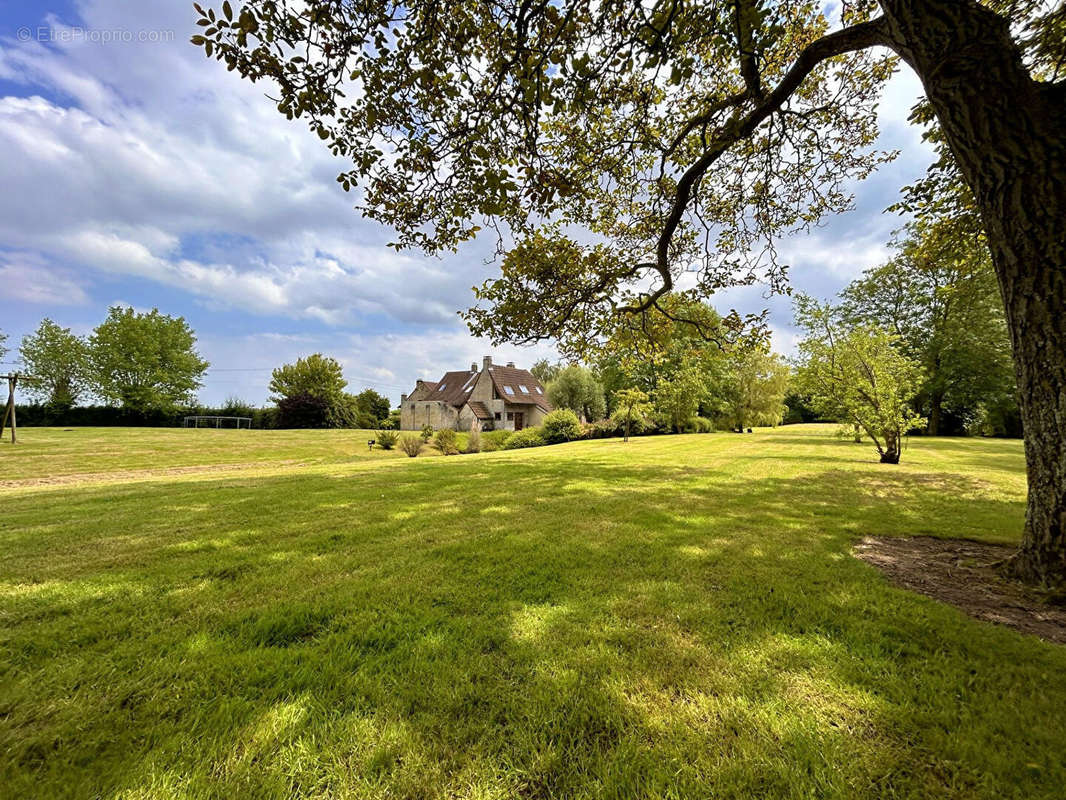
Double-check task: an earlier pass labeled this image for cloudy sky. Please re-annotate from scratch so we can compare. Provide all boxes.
[0,0,935,406]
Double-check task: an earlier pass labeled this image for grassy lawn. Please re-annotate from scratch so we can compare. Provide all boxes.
[0,427,419,483]
[1,425,1062,798]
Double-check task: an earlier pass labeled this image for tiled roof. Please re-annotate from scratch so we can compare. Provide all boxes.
[487,366,552,412]
[467,401,492,420]
[421,370,479,406]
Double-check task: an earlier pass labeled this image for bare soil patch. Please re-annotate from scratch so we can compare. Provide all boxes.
[854,536,1066,644]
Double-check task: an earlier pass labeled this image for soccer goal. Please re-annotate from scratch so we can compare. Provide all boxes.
[182,415,253,429]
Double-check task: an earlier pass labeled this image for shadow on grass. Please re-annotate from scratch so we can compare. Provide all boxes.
[0,452,1059,799]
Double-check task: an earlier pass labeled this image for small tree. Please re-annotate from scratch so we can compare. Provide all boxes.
[399,434,423,457]
[89,306,208,411]
[720,347,790,432]
[654,368,708,434]
[354,388,391,428]
[794,298,925,464]
[269,354,356,428]
[19,319,90,408]
[547,365,605,422]
[376,429,398,450]
[612,388,651,442]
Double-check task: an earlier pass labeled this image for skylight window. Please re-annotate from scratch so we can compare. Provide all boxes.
[438,384,447,392]
[519,385,530,393]
[503,386,515,395]
[536,387,543,394]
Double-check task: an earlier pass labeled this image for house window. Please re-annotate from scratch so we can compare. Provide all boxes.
[519,385,529,393]
[494,412,501,420]
[535,387,543,394]
[503,386,515,395]
[506,412,514,421]
[438,383,447,392]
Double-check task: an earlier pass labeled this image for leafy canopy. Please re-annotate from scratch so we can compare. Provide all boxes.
[793,297,925,462]
[19,319,90,408]
[719,346,789,430]
[89,307,208,411]
[193,0,901,356]
[839,218,1015,434]
[546,365,606,422]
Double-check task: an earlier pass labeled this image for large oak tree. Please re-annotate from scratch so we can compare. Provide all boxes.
[193,0,1065,585]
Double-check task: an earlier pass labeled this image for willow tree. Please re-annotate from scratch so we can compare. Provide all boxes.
[193,0,1066,585]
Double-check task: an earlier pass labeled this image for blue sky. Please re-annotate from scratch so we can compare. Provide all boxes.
[0,0,935,406]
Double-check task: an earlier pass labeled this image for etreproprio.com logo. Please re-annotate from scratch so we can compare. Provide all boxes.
[16,26,176,44]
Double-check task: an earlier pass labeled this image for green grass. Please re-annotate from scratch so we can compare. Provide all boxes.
[0,425,1061,799]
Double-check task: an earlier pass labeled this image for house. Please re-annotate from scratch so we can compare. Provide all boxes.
[400,356,552,431]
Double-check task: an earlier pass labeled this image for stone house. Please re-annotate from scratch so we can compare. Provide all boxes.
[400,356,552,431]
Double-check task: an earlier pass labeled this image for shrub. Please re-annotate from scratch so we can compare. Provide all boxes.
[434,428,460,455]
[541,409,582,443]
[687,416,714,433]
[503,427,545,449]
[466,427,482,453]
[399,435,423,457]
[420,424,434,442]
[376,429,398,450]
[481,430,513,452]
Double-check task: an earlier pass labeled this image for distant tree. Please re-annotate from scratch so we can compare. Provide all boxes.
[221,395,255,417]
[19,319,90,408]
[612,388,651,442]
[530,359,562,385]
[547,365,605,422]
[654,367,709,434]
[354,388,391,428]
[0,329,7,362]
[840,219,1016,435]
[89,307,208,411]
[269,354,359,428]
[719,347,789,432]
[794,298,925,464]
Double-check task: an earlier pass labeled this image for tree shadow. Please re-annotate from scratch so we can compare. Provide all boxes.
[1,450,1060,798]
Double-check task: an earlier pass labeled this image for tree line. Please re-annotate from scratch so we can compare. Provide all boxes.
[2,309,394,429]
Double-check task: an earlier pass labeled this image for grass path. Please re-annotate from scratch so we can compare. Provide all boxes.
[1,426,1061,799]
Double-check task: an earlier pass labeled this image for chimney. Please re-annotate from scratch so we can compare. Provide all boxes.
[416,379,424,390]
[506,361,516,368]
[400,393,407,404]
[471,362,478,372]
[482,355,493,370]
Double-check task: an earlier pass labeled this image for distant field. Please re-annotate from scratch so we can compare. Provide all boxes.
[0,427,417,483]
[1,425,1061,799]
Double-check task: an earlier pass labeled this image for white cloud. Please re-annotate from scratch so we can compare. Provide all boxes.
[0,251,89,306]
[0,2,489,324]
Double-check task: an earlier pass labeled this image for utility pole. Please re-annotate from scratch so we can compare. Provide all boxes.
[1,373,19,444]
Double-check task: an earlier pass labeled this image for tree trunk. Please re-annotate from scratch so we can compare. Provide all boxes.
[880,429,901,464]
[927,391,942,436]
[879,0,1066,585]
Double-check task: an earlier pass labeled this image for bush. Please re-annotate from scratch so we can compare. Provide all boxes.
[399,434,423,457]
[420,424,434,442]
[465,427,482,453]
[687,416,714,433]
[481,430,513,451]
[541,409,582,443]
[434,428,460,455]
[376,429,398,450]
[503,427,545,449]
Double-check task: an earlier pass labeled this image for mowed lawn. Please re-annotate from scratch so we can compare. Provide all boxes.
[1,425,1062,799]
